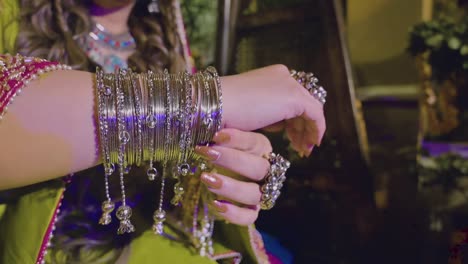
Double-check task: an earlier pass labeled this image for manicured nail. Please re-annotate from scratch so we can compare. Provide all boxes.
[213,200,228,213]
[201,173,222,189]
[212,132,231,144]
[195,146,221,161]
[305,144,314,157]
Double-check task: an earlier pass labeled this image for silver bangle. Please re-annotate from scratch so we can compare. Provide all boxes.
[94,67,225,240]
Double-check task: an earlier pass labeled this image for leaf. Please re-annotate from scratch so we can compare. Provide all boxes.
[461,45,468,55]
[464,62,468,70]
[448,37,462,49]
[419,157,439,169]
[425,34,444,48]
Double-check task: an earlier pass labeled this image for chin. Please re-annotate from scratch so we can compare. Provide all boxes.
[93,0,133,8]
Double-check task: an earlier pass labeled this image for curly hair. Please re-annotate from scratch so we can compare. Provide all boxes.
[16,0,187,73]
[15,0,188,263]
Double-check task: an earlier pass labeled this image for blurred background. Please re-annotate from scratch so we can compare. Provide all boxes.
[181,0,468,263]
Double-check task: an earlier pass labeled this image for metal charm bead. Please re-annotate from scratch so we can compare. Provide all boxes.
[116,205,132,219]
[153,209,166,222]
[119,131,130,144]
[178,163,191,176]
[146,115,157,129]
[104,164,115,176]
[152,209,166,235]
[199,162,209,171]
[116,205,135,234]
[290,69,327,105]
[147,167,158,181]
[171,182,185,206]
[103,86,112,96]
[203,116,213,128]
[99,200,115,225]
[260,152,290,210]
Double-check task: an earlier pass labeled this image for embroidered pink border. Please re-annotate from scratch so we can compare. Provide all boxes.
[0,54,69,120]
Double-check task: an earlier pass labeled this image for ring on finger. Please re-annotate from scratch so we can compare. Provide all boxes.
[260,152,290,210]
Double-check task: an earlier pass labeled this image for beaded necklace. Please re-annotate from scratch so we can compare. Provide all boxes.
[79,22,136,73]
[90,23,136,51]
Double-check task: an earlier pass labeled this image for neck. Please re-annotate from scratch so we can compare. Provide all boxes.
[91,2,135,35]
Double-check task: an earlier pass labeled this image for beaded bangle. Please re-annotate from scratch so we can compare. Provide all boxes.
[290,69,327,105]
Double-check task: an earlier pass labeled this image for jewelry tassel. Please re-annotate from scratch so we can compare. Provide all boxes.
[152,69,170,235]
[99,168,115,225]
[196,203,214,257]
[146,71,158,181]
[152,169,167,235]
[172,72,192,205]
[96,69,115,225]
[115,69,134,234]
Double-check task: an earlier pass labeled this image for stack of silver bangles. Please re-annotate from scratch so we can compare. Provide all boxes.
[290,69,327,105]
[95,67,222,245]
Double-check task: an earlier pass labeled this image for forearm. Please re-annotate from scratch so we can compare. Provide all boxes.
[0,70,99,190]
[0,68,222,190]
[0,62,326,190]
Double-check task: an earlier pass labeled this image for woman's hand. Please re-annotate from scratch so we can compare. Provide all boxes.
[195,128,272,225]
[221,64,326,157]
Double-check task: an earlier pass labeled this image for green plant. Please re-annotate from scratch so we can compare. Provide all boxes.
[408,0,468,80]
[180,0,217,68]
[419,152,468,192]
[408,17,468,80]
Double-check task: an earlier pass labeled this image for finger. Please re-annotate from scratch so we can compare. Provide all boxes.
[262,121,285,132]
[212,200,259,226]
[201,172,261,206]
[195,145,269,181]
[293,82,326,145]
[285,119,304,156]
[212,129,272,156]
[302,114,317,156]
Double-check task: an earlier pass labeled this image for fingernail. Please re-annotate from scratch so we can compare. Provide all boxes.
[305,144,314,157]
[201,173,222,189]
[213,200,228,213]
[213,132,231,144]
[195,146,221,161]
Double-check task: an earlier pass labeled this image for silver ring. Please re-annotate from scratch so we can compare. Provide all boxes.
[260,152,291,210]
[290,70,327,105]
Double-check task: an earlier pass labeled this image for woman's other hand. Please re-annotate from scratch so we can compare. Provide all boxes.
[195,128,272,226]
[221,64,326,157]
